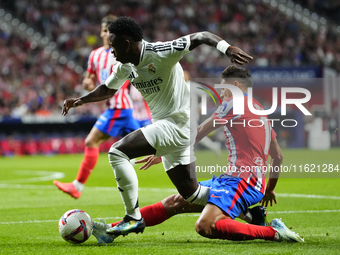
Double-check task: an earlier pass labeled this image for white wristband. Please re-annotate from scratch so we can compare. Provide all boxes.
[216,40,230,54]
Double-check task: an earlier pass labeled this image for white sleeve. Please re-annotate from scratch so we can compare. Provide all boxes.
[105,62,131,90]
[145,35,191,66]
[167,35,191,60]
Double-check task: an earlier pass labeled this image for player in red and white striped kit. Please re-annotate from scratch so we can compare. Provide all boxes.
[91,65,303,244]
[130,86,152,128]
[54,15,145,198]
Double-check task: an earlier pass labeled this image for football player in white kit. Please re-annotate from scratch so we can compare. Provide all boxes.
[61,16,252,239]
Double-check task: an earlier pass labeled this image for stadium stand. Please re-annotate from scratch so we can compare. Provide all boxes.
[0,0,339,155]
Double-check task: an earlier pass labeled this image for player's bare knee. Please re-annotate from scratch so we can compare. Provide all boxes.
[84,137,96,147]
[195,219,214,238]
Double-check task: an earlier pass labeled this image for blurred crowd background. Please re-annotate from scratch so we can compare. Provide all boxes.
[0,0,339,155]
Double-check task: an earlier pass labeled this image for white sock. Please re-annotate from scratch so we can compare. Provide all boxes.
[72,180,84,192]
[185,185,210,206]
[108,148,141,220]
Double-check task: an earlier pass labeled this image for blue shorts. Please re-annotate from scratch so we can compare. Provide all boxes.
[137,119,152,128]
[199,175,264,219]
[94,109,139,137]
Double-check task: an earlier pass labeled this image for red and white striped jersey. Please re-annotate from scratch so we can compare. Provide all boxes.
[130,86,152,121]
[87,46,133,109]
[212,94,277,181]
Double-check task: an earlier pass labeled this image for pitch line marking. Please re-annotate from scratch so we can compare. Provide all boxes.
[0,184,177,193]
[1,184,340,200]
[277,193,340,200]
[0,170,64,184]
[2,209,340,225]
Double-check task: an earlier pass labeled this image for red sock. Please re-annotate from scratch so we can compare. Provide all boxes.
[76,147,99,184]
[110,201,170,227]
[215,219,276,241]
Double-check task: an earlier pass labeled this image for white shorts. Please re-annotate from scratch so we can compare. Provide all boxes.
[140,117,196,171]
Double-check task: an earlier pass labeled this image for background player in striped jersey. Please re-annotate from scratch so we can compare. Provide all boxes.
[54,15,149,198]
[130,86,152,128]
[192,65,301,242]
[61,17,254,236]
[92,65,303,244]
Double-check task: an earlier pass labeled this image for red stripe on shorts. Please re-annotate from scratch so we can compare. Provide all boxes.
[108,109,122,133]
[228,179,248,214]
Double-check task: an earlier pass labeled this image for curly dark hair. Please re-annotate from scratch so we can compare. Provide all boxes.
[221,65,253,87]
[108,16,143,42]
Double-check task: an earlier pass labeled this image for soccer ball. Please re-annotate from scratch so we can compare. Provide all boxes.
[58,209,93,244]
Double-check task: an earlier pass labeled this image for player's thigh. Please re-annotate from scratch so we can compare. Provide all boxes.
[166,162,198,198]
[85,126,111,147]
[197,203,231,226]
[205,177,263,219]
[111,129,156,159]
[162,145,197,198]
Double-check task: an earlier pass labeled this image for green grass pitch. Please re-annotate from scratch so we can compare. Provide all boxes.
[1,149,340,254]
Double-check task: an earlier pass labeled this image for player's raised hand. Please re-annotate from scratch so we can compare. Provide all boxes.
[261,189,277,207]
[226,46,253,65]
[61,98,84,116]
[135,155,162,170]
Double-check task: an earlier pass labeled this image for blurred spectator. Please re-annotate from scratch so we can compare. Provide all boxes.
[0,0,340,154]
[293,0,340,24]
[1,0,340,120]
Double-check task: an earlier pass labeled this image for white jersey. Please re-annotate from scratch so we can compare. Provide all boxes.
[188,80,207,123]
[105,35,191,124]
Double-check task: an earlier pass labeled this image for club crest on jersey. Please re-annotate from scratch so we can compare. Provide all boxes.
[253,157,264,165]
[148,64,156,75]
[101,70,108,81]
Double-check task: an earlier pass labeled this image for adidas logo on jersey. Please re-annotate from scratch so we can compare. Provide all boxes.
[128,71,138,79]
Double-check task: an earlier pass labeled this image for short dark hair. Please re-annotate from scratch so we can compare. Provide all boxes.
[101,15,117,24]
[108,16,143,42]
[221,65,253,87]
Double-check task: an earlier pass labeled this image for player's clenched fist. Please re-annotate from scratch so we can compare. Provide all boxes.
[82,74,96,91]
[61,98,84,116]
[226,46,253,65]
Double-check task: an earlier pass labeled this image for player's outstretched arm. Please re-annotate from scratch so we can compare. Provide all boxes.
[261,138,283,207]
[61,84,117,116]
[189,31,253,65]
[196,117,221,143]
